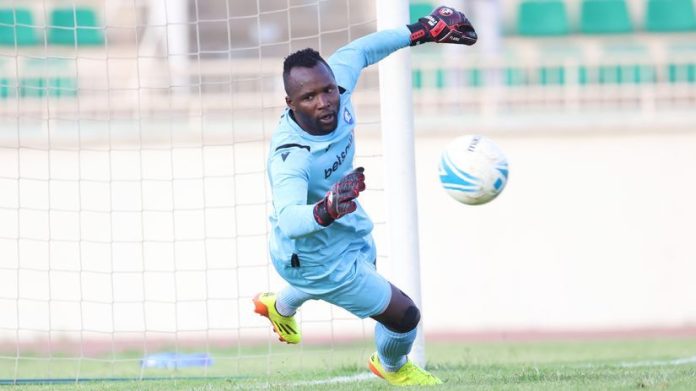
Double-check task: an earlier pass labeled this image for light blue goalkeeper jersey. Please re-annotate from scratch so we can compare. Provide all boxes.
[267,28,410,280]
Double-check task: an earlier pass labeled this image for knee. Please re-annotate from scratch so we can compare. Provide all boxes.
[386,305,421,333]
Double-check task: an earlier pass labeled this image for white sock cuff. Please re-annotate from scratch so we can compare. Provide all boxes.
[276,286,313,316]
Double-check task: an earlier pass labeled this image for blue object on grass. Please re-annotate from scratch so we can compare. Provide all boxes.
[140,352,213,368]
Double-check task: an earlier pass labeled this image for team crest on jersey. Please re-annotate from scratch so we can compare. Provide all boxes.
[343,108,353,124]
[439,7,453,16]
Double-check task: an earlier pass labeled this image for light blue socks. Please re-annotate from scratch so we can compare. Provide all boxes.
[275,285,312,316]
[375,322,417,371]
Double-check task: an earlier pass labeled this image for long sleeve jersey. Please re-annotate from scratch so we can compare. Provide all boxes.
[267,27,410,269]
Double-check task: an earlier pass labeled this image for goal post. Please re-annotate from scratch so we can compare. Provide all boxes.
[375,0,426,367]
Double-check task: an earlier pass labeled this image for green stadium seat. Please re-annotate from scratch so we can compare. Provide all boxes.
[597,66,614,84]
[48,77,78,97]
[624,65,657,84]
[0,8,40,46]
[668,63,696,83]
[412,69,449,89]
[467,69,483,87]
[48,7,104,46]
[435,69,446,89]
[412,69,423,89]
[0,78,12,98]
[645,0,696,32]
[505,68,528,85]
[580,0,632,34]
[538,66,565,85]
[517,0,570,36]
[20,77,45,97]
[578,66,589,84]
[409,2,433,24]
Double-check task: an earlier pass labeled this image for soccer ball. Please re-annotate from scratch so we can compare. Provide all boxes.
[438,135,509,205]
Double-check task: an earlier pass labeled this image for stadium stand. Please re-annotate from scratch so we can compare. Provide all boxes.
[409,2,434,23]
[579,0,633,34]
[0,8,39,45]
[645,0,696,32]
[1,1,694,103]
[517,0,570,36]
[669,63,696,82]
[48,7,104,45]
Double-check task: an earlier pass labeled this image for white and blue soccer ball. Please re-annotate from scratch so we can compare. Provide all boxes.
[438,135,509,205]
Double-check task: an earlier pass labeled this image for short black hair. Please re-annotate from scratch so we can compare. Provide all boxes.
[282,48,331,94]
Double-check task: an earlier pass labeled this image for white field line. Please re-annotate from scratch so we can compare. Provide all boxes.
[290,356,696,386]
[242,356,696,389]
[237,373,375,390]
[289,372,375,387]
[569,355,696,369]
[247,357,696,389]
[617,355,696,368]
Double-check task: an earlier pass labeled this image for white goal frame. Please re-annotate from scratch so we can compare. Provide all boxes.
[376,0,425,367]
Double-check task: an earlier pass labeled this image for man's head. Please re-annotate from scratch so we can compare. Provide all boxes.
[283,48,340,135]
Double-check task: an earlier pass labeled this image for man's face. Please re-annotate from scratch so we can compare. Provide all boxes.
[285,63,340,135]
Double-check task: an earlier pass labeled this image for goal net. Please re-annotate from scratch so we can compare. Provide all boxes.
[0,0,404,383]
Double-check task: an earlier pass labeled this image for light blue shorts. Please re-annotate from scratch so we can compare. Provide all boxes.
[271,239,392,318]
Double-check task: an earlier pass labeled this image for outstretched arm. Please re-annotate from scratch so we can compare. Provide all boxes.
[327,28,411,93]
[328,5,477,92]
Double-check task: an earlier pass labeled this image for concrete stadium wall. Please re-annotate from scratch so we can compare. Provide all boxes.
[0,126,694,343]
[401,130,696,335]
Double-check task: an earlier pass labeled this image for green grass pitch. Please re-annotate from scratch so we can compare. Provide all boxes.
[1,338,695,390]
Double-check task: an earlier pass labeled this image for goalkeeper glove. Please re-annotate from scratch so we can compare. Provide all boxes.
[313,167,366,227]
[407,5,477,46]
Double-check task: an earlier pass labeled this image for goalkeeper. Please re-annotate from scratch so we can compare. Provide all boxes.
[254,5,476,386]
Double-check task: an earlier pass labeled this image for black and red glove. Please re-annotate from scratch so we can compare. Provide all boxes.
[407,5,477,46]
[313,167,366,227]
